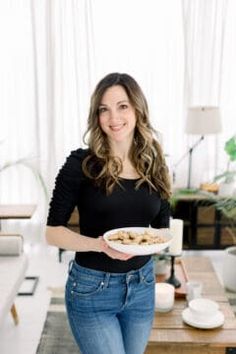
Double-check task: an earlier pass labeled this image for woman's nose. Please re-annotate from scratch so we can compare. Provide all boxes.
[109,109,120,122]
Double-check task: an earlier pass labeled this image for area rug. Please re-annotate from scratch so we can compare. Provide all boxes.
[36,287,79,354]
[36,287,236,354]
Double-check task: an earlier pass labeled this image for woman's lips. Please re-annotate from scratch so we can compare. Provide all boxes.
[109,123,125,132]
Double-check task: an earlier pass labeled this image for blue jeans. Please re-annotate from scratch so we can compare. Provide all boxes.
[65,259,155,354]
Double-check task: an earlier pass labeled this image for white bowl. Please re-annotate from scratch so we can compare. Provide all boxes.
[188,298,219,322]
[103,227,172,255]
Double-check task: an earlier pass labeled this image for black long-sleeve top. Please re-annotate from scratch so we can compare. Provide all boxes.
[47,148,170,272]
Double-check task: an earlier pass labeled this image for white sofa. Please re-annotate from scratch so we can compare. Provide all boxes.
[0,234,28,326]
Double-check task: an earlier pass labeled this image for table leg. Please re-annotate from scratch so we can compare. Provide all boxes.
[10,303,19,325]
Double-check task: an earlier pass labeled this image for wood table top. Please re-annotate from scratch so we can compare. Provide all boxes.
[0,204,37,219]
[148,256,236,350]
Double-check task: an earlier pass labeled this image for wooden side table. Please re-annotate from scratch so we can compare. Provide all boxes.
[145,256,236,354]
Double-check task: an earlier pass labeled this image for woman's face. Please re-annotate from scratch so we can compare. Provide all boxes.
[98,85,136,145]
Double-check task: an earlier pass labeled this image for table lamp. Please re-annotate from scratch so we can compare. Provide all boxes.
[185,106,222,189]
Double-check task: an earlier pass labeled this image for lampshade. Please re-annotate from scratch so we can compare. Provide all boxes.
[185,107,222,135]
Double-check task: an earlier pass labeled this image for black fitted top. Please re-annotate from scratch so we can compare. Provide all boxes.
[47,148,170,272]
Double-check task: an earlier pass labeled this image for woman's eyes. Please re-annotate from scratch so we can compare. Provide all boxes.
[98,107,107,113]
[119,104,128,110]
[98,104,129,114]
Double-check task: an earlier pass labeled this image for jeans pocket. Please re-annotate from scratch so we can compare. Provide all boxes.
[141,267,155,286]
[68,273,106,297]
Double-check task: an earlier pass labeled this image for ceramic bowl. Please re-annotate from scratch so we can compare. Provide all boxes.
[103,227,172,255]
[188,298,219,322]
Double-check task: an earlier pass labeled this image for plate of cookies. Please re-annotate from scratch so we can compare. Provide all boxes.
[103,227,172,255]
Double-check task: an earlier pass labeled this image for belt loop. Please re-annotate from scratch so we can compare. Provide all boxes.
[139,268,143,283]
[103,273,110,288]
[68,259,73,274]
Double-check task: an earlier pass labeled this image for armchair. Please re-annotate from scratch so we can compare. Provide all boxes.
[0,234,28,326]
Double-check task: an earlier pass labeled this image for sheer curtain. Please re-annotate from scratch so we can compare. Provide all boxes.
[181,0,232,187]
[0,0,236,239]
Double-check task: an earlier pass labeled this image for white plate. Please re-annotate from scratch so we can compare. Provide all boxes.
[182,308,225,329]
[103,227,172,255]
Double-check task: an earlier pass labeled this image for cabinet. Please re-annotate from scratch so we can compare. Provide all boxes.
[171,192,236,249]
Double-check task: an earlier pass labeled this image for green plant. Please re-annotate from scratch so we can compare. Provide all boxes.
[170,189,236,245]
[214,135,236,184]
[215,197,236,244]
[203,194,236,245]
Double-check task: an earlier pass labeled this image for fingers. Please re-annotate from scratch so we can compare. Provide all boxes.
[99,236,133,260]
[99,236,133,261]
[109,251,133,261]
[107,249,133,260]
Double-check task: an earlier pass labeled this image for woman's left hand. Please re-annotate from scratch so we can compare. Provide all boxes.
[97,236,134,261]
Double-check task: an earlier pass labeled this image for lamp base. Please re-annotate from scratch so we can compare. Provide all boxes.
[165,274,181,288]
[165,255,181,289]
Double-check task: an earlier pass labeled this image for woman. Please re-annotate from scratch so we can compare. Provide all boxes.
[46,72,171,354]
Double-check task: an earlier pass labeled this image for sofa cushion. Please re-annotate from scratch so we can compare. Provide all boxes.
[0,235,23,256]
[0,240,28,326]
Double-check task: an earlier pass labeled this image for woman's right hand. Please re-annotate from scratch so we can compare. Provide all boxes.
[97,236,134,261]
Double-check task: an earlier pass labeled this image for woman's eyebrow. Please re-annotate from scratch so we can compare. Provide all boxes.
[117,100,129,104]
[99,99,129,107]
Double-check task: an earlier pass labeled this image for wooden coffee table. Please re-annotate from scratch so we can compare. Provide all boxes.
[145,256,236,354]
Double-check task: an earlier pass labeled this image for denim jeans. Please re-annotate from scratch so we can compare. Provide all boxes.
[65,258,155,354]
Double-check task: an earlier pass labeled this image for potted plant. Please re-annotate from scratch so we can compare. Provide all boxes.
[217,200,236,292]
[214,135,236,196]
[222,236,236,292]
[202,193,236,291]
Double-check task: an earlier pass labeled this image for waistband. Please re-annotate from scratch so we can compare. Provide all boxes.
[68,257,153,280]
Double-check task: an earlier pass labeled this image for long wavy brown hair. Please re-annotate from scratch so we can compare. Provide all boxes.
[82,72,171,199]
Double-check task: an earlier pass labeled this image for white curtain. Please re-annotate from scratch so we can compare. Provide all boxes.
[0,0,236,240]
[181,0,234,188]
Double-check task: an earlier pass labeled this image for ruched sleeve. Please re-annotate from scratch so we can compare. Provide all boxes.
[150,198,170,229]
[47,148,88,227]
